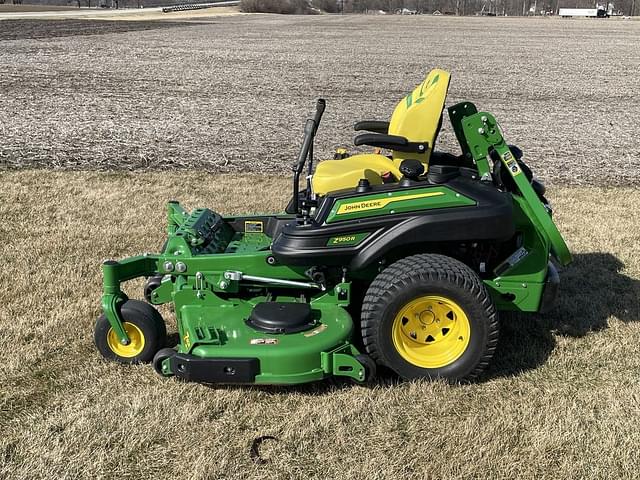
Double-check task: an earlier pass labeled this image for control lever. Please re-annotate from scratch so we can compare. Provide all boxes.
[292,99,326,215]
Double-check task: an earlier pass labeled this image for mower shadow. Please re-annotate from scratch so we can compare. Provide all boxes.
[483,251,640,380]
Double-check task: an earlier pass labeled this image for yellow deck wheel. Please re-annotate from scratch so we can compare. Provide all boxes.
[95,299,166,364]
[106,322,146,358]
[391,295,471,369]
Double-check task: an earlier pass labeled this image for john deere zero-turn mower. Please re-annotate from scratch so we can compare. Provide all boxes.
[94,69,571,384]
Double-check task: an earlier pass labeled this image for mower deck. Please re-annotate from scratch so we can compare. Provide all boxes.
[165,300,362,384]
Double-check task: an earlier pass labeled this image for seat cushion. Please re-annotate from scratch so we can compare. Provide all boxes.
[388,69,451,166]
[312,153,401,196]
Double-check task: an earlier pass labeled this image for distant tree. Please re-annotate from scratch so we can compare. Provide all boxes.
[313,0,340,11]
[240,0,314,13]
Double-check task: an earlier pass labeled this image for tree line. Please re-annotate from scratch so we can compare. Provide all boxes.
[5,0,634,15]
[241,0,636,16]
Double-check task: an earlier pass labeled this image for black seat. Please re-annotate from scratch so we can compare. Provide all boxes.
[354,132,429,154]
[430,151,463,166]
[353,120,390,134]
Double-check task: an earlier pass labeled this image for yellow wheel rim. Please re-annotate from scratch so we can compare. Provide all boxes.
[106,322,145,358]
[392,295,471,369]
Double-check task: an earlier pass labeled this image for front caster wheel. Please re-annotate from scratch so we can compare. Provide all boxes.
[94,300,166,364]
[361,254,499,383]
[153,348,177,376]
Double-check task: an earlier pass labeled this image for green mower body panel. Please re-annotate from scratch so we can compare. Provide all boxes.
[324,186,476,223]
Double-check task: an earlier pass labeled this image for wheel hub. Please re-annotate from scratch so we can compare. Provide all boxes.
[107,322,145,358]
[418,309,436,326]
[392,295,471,369]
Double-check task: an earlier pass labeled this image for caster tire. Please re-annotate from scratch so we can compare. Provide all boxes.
[153,348,176,376]
[95,300,166,364]
[144,275,165,303]
[355,354,377,383]
[124,298,167,345]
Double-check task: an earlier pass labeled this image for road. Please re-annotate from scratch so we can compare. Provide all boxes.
[0,0,238,19]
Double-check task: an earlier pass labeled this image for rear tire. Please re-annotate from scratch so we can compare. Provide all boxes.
[95,300,166,364]
[361,254,499,383]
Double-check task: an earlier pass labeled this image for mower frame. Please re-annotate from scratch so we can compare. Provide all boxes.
[97,99,571,385]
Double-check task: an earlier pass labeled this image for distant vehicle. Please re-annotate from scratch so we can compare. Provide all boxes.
[559,7,610,17]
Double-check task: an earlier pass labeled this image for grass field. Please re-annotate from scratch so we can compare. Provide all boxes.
[1,171,639,479]
[1,12,640,480]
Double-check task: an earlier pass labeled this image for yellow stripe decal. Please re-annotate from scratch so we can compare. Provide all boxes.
[336,191,445,215]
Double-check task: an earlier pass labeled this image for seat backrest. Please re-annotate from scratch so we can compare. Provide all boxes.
[388,69,451,168]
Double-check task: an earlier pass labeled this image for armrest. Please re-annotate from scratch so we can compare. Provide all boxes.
[354,120,390,134]
[354,133,428,154]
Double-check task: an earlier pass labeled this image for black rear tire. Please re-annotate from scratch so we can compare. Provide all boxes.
[361,254,499,383]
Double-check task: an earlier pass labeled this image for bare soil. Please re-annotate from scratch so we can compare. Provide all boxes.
[0,15,639,184]
[0,4,79,12]
[0,18,199,39]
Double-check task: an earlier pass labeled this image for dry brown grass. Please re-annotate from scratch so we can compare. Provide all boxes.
[0,16,639,184]
[1,171,639,479]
